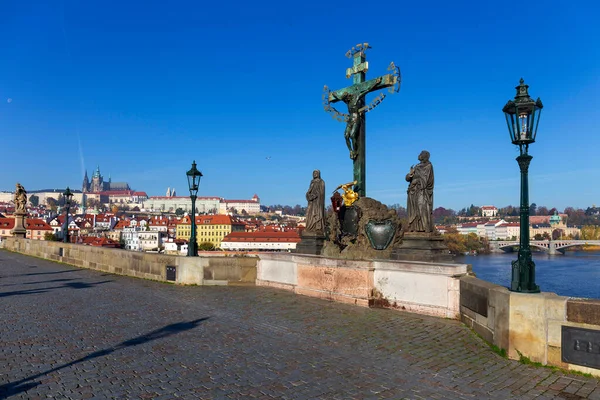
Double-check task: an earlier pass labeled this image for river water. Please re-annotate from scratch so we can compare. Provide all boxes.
[455,251,600,299]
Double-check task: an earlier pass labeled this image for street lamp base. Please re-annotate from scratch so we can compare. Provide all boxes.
[510,257,540,293]
[510,287,541,294]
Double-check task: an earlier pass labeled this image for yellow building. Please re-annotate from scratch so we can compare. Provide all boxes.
[176,215,245,248]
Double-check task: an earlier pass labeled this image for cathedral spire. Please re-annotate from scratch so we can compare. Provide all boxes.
[82,170,89,193]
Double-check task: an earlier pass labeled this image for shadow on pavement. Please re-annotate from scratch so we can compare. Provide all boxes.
[0,317,210,399]
[0,280,113,298]
[0,278,77,288]
[22,269,78,277]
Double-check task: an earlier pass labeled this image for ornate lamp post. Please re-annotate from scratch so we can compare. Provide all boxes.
[503,78,543,293]
[63,187,74,243]
[186,161,202,256]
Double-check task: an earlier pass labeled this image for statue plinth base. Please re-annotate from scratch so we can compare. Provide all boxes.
[11,212,27,239]
[294,231,325,255]
[391,232,454,263]
[322,197,403,260]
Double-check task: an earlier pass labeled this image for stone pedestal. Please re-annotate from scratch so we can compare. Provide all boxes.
[11,212,27,239]
[295,232,325,255]
[391,232,453,263]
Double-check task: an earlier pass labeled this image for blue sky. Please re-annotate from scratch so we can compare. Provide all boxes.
[1,1,599,211]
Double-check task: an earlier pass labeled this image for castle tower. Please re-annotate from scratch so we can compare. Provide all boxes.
[82,170,89,193]
[91,165,103,193]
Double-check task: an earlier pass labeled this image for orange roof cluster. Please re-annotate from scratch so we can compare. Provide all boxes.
[0,218,52,231]
[149,216,170,226]
[223,231,300,243]
[81,236,120,247]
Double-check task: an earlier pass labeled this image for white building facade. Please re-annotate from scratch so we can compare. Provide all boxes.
[143,196,220,213]
[481,206,498,217]
[219,194,260,215]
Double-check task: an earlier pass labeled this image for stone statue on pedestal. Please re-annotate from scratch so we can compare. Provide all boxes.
[304,170,325,236]
[11,183,27,238]
[392,151,453,263]
[406,150,434,233]
[14,183,27,213]
[295,170,326,255]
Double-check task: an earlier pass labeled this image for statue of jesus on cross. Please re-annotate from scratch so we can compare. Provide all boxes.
[331,77,382,161]
[324,43,401,197]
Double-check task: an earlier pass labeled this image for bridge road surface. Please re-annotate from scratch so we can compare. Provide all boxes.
[2,251,600,400]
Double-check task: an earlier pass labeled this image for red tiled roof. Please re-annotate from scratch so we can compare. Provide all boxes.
[223,231,300,243]
[133,192,148,196]
[113,220,130,230]
[82,236,121,247]
[149,216,171,225]
[0,218,15,230]
[25,218,52,231]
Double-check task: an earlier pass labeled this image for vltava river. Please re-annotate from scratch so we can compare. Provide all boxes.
[455,251,600,299]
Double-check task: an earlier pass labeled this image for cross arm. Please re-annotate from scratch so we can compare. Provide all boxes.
[328,74,398,103]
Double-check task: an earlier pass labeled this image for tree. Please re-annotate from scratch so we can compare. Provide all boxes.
[175,208,185,217]
[87,198,101,209]
[432,207,457,224]
[29,195,39,207]
[44,232,58,241]
[292,204,305,216]
[466,204,480,217]
[534,233,544,240]
[443,231,467,255]
[390,205,407,219]
[537,206,549,216]
[198,241,215,251]
[46,197,58,212]
[542,232,551,241]
[529,203,537,216]
[552,229,564,240]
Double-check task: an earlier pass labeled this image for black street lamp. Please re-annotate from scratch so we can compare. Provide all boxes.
[503,78,543,293]
[186,161,203,256]
[63,187,74,243]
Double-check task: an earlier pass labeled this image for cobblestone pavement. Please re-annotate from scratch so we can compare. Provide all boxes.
[1,251,600,399]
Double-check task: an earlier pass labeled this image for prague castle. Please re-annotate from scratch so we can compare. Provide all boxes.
[82,166,131,193]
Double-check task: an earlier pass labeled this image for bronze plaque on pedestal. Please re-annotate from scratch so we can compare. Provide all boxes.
[562,326,600,369]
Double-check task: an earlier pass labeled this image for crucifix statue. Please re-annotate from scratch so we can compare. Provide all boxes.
[324,43,401,197]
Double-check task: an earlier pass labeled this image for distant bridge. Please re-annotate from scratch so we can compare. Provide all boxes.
[491,240,600,255]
